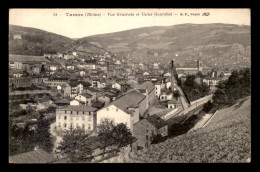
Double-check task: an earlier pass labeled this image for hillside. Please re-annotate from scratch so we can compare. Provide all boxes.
[9,25,109,56]
[128,96,251,163]
[80,23,251,66]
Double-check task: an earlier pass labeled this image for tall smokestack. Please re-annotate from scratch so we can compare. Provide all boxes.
[106,61,109,79]
[146,86,149,109]
[171,60,176,91]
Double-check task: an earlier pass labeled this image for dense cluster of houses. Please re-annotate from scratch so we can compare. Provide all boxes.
[9,51,233,161]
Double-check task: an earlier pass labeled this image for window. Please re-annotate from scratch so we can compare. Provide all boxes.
[64,123,67,128]
[77,111,78,115]
[65,111,67,114]
[146,135,149,140]
[83,111,85,114]
[71,111,72,114]
[146,130,148,133]
[88,124,91,130]
[64,116,67,120]
[58,122,61,127]
[70,123,73,128]
[146,124,148,127]
[82,124,85,129]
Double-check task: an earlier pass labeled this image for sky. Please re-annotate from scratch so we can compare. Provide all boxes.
[9,8,250,39]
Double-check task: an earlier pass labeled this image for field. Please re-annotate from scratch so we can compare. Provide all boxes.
[9,54,50,63]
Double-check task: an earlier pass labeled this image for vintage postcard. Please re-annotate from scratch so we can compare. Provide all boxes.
[9,8,251,163]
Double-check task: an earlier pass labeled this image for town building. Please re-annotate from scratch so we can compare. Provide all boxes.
[96,89,150,132]
[70,99,80,106]
[13,34,22,40]
[56,105,98,132]
[202,77,222,86]
[167,99,181,109]
[43,77,68,87]
[9,77,32,89]
[132,115,168,151]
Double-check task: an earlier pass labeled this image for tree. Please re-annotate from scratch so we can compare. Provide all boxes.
[212,68,250,106]
[57,128,91,163]
[97,118,115,154]
[173,90,181,100]
[41,65,46,73]
[33,114,54,153]
[203,101,213,113]
[111,123,135,149]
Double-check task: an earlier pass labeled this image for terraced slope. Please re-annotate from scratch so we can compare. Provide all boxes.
[128,96,251,163]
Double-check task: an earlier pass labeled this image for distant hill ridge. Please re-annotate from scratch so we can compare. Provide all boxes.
[9,24,109,56]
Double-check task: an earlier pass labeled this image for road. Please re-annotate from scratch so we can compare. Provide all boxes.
[175,94,213,117]
[190,113,212,131]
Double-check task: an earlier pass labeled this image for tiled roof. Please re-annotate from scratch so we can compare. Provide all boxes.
[145,115,168,129]
[137,81,154,94]
[168,99,181,104]
[204,77,223,80]
[57,105,97,112]
[9,149,56,163]
[55,99,70,104]
[103,90,146,114]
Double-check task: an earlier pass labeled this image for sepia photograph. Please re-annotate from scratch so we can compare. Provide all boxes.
[8,8,251,163]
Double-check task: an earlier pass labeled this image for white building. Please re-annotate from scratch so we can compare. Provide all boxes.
[13,34,21,39]
[56,105,97,132]
[203,77,222,86]
[143,72,150,76]
[79,71,86,77]
[67,65,75,70]
[155,83,161,98]
[91,80,101,88]
[57,85,62,90]
[70,100,80,106]
[164,72,171,77]
[96,90,145,132]
[112,82,121,91]
[167,99,181,109]
[72,52,77,56]
[50,65,57,71]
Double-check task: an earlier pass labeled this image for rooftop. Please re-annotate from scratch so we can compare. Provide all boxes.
[104,90,146,114]
[145,115,168,129]
[9,149,56,164]
[168,99,181,104]
[57,105,97,112]
[137,81,155,94]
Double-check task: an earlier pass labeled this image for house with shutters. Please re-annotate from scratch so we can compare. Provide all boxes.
[56,105,97,132]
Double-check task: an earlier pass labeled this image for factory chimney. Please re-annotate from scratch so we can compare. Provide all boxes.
[171,60,176,91]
